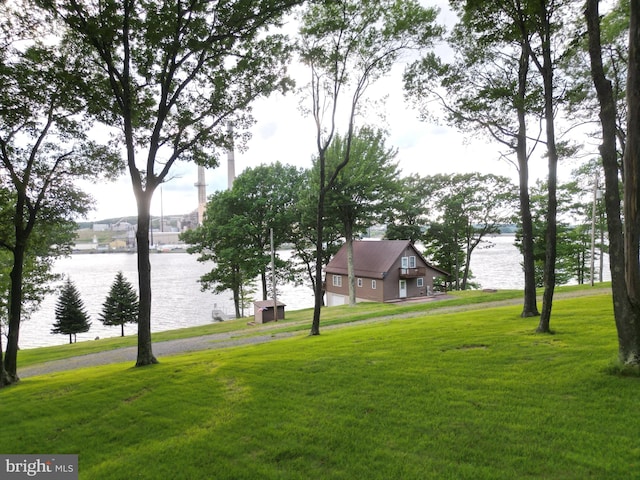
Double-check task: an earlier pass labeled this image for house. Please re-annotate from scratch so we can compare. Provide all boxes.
[324,240,449,306]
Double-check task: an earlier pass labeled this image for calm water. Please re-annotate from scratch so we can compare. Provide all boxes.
[17,235,606,349]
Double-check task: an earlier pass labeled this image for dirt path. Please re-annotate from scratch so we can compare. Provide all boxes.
[19,288,611,379]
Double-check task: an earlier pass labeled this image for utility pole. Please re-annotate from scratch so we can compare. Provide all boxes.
[271,228,278,322]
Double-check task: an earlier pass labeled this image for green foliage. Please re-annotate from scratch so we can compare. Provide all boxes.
[3,294,639,478]
[423,173,518,290]
[385,174,432,244]
[324,127,401,238]
[181,190,256,318]
[182,163,304,317]
[51,278,91,344]
[99,271,139,337]
[516,179,601,287]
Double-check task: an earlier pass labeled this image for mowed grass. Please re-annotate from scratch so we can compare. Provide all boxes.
[14,286,569,367]
[2,292,639,479]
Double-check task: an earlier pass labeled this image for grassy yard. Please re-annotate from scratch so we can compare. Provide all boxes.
[2,291,638,479]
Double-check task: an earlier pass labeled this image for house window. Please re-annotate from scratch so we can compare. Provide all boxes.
[401,257,409,269]
[357,278,363,288]
[371,280,377,289]
[332,275,342,287]
[409,256,416,268]
[417,278,424,288]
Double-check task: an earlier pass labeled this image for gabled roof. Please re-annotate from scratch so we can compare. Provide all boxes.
[325,240,447,279]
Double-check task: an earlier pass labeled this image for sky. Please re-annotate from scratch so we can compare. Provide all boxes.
[79,1,591,223]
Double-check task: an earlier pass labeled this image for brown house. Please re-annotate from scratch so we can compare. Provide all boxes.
[324,240,449,306]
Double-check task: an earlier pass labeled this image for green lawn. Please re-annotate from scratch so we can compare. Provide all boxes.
[2,290,638,479]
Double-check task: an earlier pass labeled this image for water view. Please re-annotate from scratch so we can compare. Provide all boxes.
[18,235,603,349]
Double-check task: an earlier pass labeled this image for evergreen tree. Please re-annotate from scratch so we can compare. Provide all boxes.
[99,272,139,337]
[51,278,91,344]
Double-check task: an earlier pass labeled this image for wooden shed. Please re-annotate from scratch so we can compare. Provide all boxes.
[253,300,286,324]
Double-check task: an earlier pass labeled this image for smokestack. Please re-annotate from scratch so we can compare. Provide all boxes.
[195,165,206,225]
[227,122,235,190]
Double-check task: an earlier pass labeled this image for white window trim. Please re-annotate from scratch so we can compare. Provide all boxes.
[357,278,363,288]
[371,279,377,290]
[417,277,424,287]
[409,256,416,268]
[332,275,342,287]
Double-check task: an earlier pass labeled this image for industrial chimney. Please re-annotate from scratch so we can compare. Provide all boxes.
[195,165,206,225]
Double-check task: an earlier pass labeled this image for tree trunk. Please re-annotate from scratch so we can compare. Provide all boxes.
[121,323,125,337]
[624,1,640,309]
[585,0,640,364]
[3,241,27,385]
[0,338,8,387]
[261,270,268,300]
[135,194,158,366]
[311,186,325,335]
[517,40,539,318]
[461,234,472,291]
[232,277,241,319]
[536,3,558,334]
[346,223,356,306]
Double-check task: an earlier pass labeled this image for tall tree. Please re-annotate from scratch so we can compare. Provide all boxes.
[100,271,139,337]
[522,0,572,333]
[39,0,301,365]
[587,0,640,365]
[0,10,119,386]
[324,127,400,305]
[229,162,303,300]
[51,278,91,344]
[405,0,544,317]
[299,0,442,335]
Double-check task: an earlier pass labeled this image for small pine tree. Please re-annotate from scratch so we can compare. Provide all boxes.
[51,278,91,344]
[99,271,139,337]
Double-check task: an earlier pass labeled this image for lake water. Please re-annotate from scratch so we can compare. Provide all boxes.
[16,235,607,349]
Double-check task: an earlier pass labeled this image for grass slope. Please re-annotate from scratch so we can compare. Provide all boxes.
[2,292,639,479]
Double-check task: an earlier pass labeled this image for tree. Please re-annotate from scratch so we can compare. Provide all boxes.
[517,180,593,287]
[228,162,303,300]
[586,0,640,366]
[404,0,544,317]
[181,190,260,319]
[100,271,139,337]
[289,170,343,301]
[39,0,302,366]
[299,0,442,335]
[0,8,119,386]
[385,174,432,245]
[51,278,91,344]
[182,163,302,317]
[323,127,400,305]
[424,173,518,290]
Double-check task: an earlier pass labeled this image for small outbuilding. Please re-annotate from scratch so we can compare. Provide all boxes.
[253,300,286,324]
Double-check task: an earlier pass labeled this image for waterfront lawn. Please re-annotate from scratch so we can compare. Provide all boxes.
[17,285,605,368]
[2,293,638,479]
[17,288,525,368]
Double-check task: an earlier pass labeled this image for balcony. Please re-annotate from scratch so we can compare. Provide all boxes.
[399,267,426,278]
